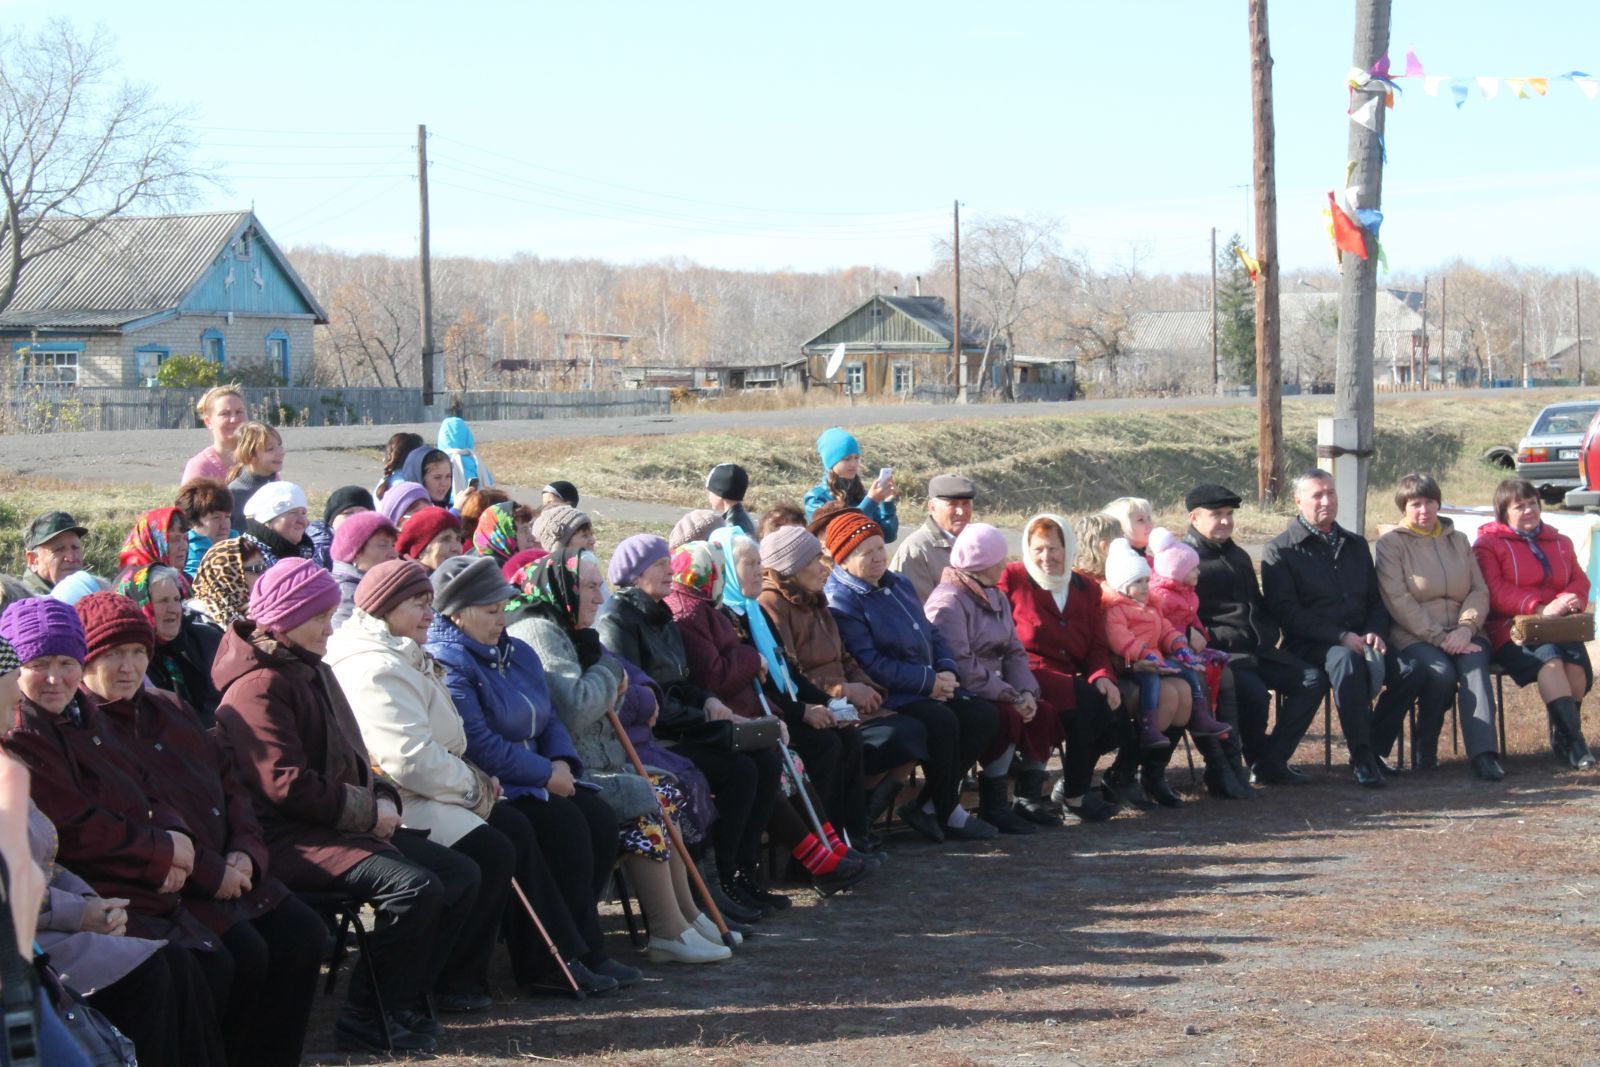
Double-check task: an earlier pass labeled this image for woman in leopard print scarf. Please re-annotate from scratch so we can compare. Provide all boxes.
[189,536,269,628]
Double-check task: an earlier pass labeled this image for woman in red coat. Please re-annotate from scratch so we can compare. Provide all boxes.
[997,514,1128,822]
[1472,478,1595,768]
[75,591,325,1067]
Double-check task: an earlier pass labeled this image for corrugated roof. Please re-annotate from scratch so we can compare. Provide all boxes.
[1130,310,1213,353]
[0,210,326,329]
[878,295,987,348]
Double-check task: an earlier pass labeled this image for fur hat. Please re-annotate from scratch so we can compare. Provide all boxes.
[1104,538,1152,595]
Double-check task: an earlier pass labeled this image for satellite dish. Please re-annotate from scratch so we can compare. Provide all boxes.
[824,342,847,380]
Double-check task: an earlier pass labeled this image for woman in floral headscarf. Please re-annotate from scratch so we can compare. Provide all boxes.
[507,550,730,963]
[116,563,223,726]
[473,501,521,566]
[187,537,270,631]
[119,507,192,592]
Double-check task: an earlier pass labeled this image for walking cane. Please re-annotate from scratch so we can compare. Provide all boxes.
[752,681,833,845]
[508,877,585,999]
[605,708,738,949]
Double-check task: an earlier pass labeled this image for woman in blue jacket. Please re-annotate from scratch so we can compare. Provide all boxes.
[821,509,997,843]
[802,428,899,543]
[425,555,637,995]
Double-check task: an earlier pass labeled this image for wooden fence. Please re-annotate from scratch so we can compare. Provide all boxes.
[0,387,673,433]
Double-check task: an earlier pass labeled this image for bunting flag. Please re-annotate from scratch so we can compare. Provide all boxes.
[1236,246,1261,284]
[1327,192,1368,260]
[1405,50,1425,78]
[1346,52,1596,108]
[1350,95,1381,131]
[1354,208,1384,240]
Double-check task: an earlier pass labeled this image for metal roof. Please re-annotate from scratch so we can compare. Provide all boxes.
[0,211,326,329]
[1129,310,1213,353]
[801,293,987,352]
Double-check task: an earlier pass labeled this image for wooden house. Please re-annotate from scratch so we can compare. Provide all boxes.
[800,294,988,399]
[0,211,327,387]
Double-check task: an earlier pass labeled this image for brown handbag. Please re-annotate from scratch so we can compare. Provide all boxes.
[1509,612,1595,646]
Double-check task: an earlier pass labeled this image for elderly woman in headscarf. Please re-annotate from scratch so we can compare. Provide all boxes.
[120,507,192,587]
[187,536,270,631]
[473,500,522,567]
[670,539,867,904]
[710,526,876,856]
[116,563,224,727]
[924,523,1059,836]
[505,550,731,963]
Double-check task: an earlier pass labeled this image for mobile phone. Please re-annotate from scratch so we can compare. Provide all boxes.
[876,467,894,487]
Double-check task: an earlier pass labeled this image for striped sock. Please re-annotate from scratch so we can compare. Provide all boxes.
[791,833,841,875]
[822,822,847,853]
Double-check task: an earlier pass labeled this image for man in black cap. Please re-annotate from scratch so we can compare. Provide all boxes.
[1182,483,1327,784]
[21,511,89,595]
[890,473,977,603]
[705,463,756,537]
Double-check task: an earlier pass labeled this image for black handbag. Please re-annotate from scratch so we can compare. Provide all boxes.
[35,967,135,1067]
[682,717,782,753]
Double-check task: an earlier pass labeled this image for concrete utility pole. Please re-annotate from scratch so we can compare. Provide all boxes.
[1210,227,1220,391]
[417,123,437,407]
[1248,0,1283,504]
[953,199,966,403]
[1330,0,1390,536]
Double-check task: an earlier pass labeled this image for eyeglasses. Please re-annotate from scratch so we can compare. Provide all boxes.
[243,559,269,574]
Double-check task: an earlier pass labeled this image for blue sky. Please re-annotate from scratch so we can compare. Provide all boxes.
[8,0,1597,276]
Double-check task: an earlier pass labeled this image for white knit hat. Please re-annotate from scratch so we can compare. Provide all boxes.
[1104,537,1152,595]
[244,481,309,524]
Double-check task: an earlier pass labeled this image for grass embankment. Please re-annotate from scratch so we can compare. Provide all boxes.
[480,392,1571,539]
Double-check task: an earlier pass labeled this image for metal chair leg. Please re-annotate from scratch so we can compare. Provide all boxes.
[613,866,649,950]
[1323,692,1333,768]
[1495,671,1507,754]
[347,910,392,1050]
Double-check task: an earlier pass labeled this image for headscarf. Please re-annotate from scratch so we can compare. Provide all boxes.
[509,548,603,669]
[670,541,724,602]
[1022,512,1074,609]
[113,564,192,703]
[191,536,258,627]
[710,526,794,698]
[119,507,190,592]
[473,501,520,564]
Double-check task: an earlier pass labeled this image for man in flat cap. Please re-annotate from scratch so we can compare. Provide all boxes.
[21,511,89,595]
[890,473,977,603]
[705,463,757,537]
[1183,483,1327,785]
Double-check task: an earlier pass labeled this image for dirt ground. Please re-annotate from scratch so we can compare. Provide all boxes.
[299,684,1600,1067]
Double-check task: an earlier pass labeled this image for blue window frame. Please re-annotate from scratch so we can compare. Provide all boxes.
[266,330,290,383]
[202,328,225,366]
[134,345,171,385]
[12,340,84,387]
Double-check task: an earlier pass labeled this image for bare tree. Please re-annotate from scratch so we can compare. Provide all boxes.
[0,19,198,311]
[933,215,1060,398]
[1058,256,1141,392]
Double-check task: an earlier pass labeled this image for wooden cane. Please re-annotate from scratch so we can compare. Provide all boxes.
[509,876,585,998]
[605,708,736,947]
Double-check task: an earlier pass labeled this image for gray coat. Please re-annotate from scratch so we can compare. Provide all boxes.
[510,613,657,821]
[890,517,956,603]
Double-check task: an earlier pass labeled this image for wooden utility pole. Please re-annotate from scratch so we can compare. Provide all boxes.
[1419,275,1428,389]
[1248,0,1283,503]
[1332,0,1390,535]
[1210,227,1220,390]
[1576,276,1584,384]
[417,123,437,406]
[1520,290,1528,386]
[1439,275,1447,385]
[952,199,966,403]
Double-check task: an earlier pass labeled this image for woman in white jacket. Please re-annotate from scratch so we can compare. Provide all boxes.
[326,559,621,1000]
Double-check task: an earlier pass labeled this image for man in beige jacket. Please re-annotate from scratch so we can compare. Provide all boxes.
[889,473,977,602]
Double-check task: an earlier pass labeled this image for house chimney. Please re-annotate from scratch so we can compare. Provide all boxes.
[915,276,922,297]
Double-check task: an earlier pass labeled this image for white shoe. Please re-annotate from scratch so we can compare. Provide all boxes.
[647,928,733,964]
[692,912,741,947]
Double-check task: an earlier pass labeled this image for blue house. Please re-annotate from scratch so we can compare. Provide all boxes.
[0,211,327,387]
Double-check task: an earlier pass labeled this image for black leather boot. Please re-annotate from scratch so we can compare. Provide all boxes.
[977,777,1037,835]
[1548,697,1597,769]
[1011,766,1061,826]
[1140,732,1184,807]
[1196,735,1250,799]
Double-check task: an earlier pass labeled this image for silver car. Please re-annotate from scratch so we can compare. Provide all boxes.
[1515,400,1600,501]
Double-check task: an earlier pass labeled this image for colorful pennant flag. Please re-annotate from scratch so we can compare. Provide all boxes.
[1350,95,1381,131]
[1236,247,1262,284]
[1478,76,1500,100]
[1405,50,1425,78]
[1327,192,1368,260]
[1354,208,1384,239]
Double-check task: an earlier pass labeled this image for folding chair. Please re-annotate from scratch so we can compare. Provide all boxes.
[612,866,649,950]
[298,892,392,1050]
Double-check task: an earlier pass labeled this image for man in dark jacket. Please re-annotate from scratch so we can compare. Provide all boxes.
[1260,470,1419,786]
[1184,483,1326,784]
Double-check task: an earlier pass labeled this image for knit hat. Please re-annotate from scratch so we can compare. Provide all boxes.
[395,506,462,560]
[531,504,591,552]
[0,634,17,677]
[331,511,398,565]
[668,509,724,551]
[247,557,341,633]
[1104,538,1153,595]
[355,559,436,620]
[432,554,517,617]
[501,547,550,582]
[48,571,109,606]
[243,481,309,524]
[542,480,580,506]
[378,482,432,527]
[1185,483,1243,512]
[950,523,1008,572]
[1149,527,1200,583]
[705,463,749,502]
[76,591,154,662]
[760,526,822,578]
[323,485,376,527]
[608,534,671,588]
[0,597,87,665]
[816,427,861,471]
[822,508,884,565]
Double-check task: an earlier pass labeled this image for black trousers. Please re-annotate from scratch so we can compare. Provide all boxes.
[442,819,517,997]
[326,828,480,1020]
[216,896,325,1067]
[1058,679,1125,796]
[1231,654,1328,766]
[507,790,619,971]
[87,943,225,1067]
[893,696,999,820]
[675,742,781,878]
[788,719,868,837]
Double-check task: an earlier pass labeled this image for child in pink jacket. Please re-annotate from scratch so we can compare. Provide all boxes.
[1102,538,1231,749]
